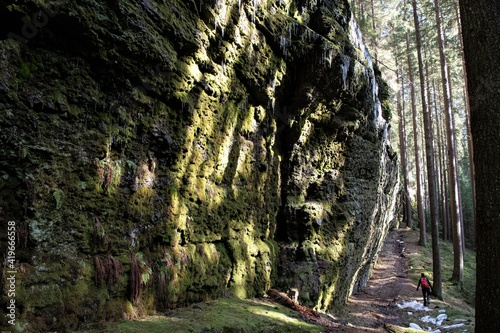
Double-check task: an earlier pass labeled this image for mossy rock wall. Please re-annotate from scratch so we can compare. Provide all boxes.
[0,0,398,331]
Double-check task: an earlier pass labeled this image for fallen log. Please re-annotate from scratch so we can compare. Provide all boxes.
[266,289,320,318]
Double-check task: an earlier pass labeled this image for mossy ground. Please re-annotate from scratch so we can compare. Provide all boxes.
[86,297,324,333]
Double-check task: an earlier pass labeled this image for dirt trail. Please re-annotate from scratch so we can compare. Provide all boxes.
[338,228,414,332]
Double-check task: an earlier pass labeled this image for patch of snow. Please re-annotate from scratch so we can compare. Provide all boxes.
[436,314,447,326]
[417,313,466,329]
[397,300,430,311]
[420,315,436,324]
[408,311,413,315]
[438,309,446,313]
[409,323,423,330]
[441,323,465,329]
[409,322,441,333]
[453,318,468,322]
[419,313,447,328]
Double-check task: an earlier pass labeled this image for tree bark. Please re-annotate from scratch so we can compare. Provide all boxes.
[406,30,426,246]
[446,61,466,255]
[370,0,378,64]
[432,79,449,241]
[433,0,463,284]
[435,77,452,242]
[396,62,412,228]
[426,61,443,299]
[459,0,500,330]
[453,0,476,217]
[412,0,442,298]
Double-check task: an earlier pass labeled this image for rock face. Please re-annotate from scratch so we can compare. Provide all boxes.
[0,0,398,331]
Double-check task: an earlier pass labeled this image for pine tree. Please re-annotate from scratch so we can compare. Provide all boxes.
[433,0,464,284]
[406,30,426,246]
[412,0,442,299]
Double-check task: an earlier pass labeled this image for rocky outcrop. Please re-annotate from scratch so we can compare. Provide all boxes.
[269,5,400,310]
[0,0,398,331]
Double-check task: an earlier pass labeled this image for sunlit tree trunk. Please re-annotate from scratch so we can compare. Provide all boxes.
[432,79,450,241]
[370,0,378,64]
[396,62,412,227]
[446,61,466,255]
[412,0,442,298]
[433,0,463,283]
[406,30,426,246]
[453,0,476,217]
[459,0,500,329]
[435,77,452,242]
[426,61,443,298]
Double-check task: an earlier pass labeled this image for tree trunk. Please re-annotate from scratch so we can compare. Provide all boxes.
[459,0,500,330]
[433,0,463,284]
[434,77,452,242]
[454,0,476,217]
[396,63,412,228]
[370,0,377,64]
[446,61,466,255]
[426,61,443,299]
[406,30,426,246]
[412,0,442,298]
[432,79,449,241]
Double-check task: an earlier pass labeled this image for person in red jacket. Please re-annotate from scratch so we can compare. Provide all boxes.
[416,273,433,306]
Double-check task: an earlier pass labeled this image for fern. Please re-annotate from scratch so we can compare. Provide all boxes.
[142,267,152,285]
[135,252,152,286]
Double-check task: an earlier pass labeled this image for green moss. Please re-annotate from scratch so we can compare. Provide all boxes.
[128,186,154,219]
[102,297,324,333]
[17,62,37,83]
[53,188,65,209]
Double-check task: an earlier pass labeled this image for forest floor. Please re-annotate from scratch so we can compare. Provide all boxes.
[338,228,410,332]
[337,227,475,333]
[91,228,475,333]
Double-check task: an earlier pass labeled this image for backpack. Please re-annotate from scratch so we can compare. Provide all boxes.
[420,277,430,289]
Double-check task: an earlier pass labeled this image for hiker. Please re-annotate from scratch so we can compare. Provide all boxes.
[416,273,433,306]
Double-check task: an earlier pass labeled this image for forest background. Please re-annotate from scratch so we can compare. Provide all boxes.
[353,0,474,298]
